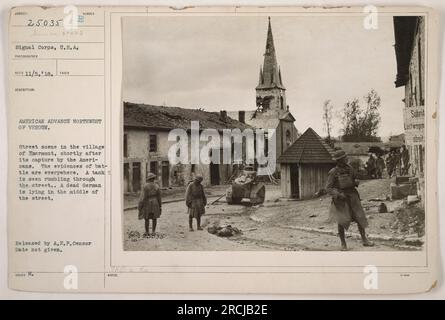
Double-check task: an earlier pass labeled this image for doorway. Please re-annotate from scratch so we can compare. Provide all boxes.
[210,162,220,185]
[161,161,170,187]
[132,162,141,192]
[123,163,130,193]
[290,164,299,199]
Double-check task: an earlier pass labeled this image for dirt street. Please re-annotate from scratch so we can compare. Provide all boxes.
[123,178,423,251]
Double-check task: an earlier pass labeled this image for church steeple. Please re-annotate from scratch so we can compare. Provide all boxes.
[258,66,264,86]
[256,17,284,90]
[256,17,286,114]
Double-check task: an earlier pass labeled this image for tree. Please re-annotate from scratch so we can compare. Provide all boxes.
[361,89,381,138]
[322,100,334,144]
[340,89,382,142]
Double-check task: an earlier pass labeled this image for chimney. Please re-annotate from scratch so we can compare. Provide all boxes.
[220,110,227,122]
[238,111,245,124]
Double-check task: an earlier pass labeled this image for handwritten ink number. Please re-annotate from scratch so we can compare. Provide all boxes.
[27,19,62,27]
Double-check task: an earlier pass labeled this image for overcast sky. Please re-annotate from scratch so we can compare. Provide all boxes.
[122,15,405,138]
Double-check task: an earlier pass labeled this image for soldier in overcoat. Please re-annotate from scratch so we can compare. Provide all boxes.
[185,174,207,231]
[326,150,374,251]
[138,172,162,237]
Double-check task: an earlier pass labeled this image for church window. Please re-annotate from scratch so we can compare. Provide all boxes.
[286,130,292,147]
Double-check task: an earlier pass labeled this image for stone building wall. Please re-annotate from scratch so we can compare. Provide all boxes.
[123,128,235,193]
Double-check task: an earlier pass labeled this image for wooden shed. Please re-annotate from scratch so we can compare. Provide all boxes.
[278,128,336,199]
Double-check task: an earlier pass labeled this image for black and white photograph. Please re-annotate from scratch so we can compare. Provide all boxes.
[121,14,426,252]
[4,2,443,296]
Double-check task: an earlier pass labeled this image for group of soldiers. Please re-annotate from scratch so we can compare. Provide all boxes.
[136,145,411,251]
[137,173,207,237]
[365,145,410,179]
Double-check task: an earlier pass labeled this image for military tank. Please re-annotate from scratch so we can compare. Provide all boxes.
[225,166,266,205]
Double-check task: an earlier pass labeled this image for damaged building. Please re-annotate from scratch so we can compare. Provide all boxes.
[393,16,425,199]
[123,17,298,193]
[393,16,425,177]
[123,102,251,193]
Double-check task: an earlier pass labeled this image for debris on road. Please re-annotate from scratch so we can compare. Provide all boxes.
[378,202,388,213]
[208,224,242,237]
[124,178,422,251]
[407,195,420,205]
[143,233,166,239]
[391,200,425,237]
[127,230,141,241]
[369,197,388,202]
[404,236,424,247]
[314,188,327,197]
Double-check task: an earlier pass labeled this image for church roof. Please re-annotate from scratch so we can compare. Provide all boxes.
[256,17,285,90]
[124,102,251,131]
[227,110,293,130]
[245,115,280,130]
[279,111,295,122]
[278,128,336,164]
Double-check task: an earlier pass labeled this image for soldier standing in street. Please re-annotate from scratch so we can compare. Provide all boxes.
[376,154,385,179]
[365,154,376,178]
[185,174,207,231]
[138,172,162,237]
[401,145,410,175]
[386,151,395,177]
[326,150,374,251]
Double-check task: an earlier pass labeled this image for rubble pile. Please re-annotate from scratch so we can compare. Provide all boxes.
[207,224,242,237]
[143,233,166,239]
[378,202,388,213]
[390,176,418,200]
[363,199,393,214]
[390,201,425,238]
[127,230,141,242]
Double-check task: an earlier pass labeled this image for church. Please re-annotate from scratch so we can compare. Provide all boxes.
[228,18,299,172]
[123,18,299,192]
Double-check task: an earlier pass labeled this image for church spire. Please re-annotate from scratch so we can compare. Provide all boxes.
[258,65,264,86]
[256,17,284,90]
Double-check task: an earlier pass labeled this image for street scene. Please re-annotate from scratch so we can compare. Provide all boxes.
[124,176,423,251]
[122,15,425,251]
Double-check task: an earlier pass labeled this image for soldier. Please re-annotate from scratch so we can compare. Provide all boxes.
[185,174,207,231]
[138,172,162,237]
[375,154,385,179]
[365,154,376,178]
[401,145,410,175]
[393,150,402,176]
[326,150,374,251]
[386,151,394,177]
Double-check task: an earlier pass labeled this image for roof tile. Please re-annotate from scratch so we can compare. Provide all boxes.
[124,102,252,131]
[278,127,336,164]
